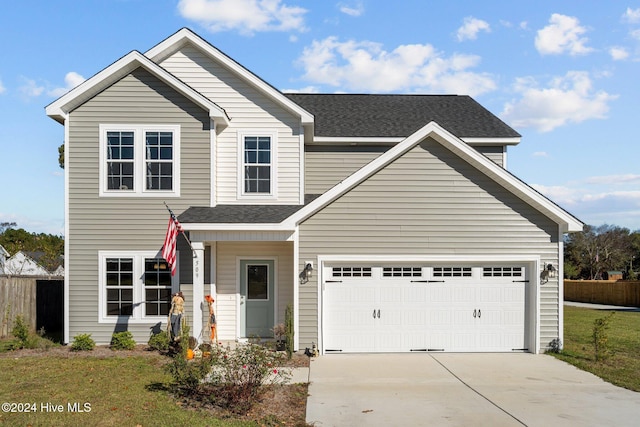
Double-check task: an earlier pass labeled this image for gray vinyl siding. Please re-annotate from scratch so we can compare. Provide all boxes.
[66,68,211,344]
[305,145,387,194]
[475,146,505,167]
[298,137,560,351]
[158,44,303,204]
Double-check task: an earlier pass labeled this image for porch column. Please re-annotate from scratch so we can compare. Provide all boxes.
[192,241,205,341]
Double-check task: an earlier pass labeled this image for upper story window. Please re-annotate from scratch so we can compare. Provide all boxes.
[100,124,180,197]
[238,131,277,200]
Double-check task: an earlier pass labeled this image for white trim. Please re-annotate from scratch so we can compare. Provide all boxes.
[317,255,540,355]
[98,124,181,197]
[309,136,521,146]
[46,51,228,127]
[284,121,583,232]
[97,250,178,324]
[558,225,565,350]
[237,130,278,201]
[145,29,312,126]
[192,241,205,340]
[184,223,296,232]
[298,125,305,205]
[236,256,278,339]
[210,119,217,207]
[292,228,300,351]
[63,116,70,343]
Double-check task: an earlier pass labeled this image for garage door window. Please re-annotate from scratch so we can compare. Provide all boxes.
[382,267,422,277]
[332,267,372,277]
[433,267,472,277]
[483,267,523,277]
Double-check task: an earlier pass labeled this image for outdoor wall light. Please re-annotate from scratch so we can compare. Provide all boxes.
[299,262,314,283]
[540,263,556,284]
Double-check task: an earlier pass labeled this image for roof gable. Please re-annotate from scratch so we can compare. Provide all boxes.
[46,50,229,127]
[285,121,582,233]
[145,28,314,129]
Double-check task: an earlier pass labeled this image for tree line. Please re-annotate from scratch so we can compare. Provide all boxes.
[0,222,64,272]
[564,224,640,280]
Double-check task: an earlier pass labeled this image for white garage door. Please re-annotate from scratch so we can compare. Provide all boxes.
[322,264,528,353]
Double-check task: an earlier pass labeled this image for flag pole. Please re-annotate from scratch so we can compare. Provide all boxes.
[163,202,195,252]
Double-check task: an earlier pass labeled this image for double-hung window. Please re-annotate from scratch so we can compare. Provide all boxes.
[238,131,276,199]
[99,252,176,322]
[100,125,180,196]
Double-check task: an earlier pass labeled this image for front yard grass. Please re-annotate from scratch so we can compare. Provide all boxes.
[551,305,640,392]
[0,350,308,426]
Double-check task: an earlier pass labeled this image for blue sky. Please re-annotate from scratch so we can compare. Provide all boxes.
[1,0,639,235]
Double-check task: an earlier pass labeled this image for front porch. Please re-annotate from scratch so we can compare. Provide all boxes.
[183,234,298,350]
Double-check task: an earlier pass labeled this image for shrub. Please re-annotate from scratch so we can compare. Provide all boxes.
[71,333,95,351]
[593,312,615,361]
[205,343,291,413]
[284,303,294,359]
[11,315,29,348]
[110,331,136,350]
[148,330,170,351]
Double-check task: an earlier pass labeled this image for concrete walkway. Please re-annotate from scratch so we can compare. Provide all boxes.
[305,353,640,426]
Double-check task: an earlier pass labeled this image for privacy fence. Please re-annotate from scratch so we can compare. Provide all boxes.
[564,280,640,307]
[0,276,64,341]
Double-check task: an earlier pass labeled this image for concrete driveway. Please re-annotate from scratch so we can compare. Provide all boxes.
[306,353,640,426]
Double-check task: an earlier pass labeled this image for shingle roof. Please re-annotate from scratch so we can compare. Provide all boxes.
[284,94,520,139]
[178,195,321,224]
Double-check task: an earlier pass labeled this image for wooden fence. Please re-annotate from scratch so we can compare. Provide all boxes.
[0,276,63,338]
[564,280,640,307]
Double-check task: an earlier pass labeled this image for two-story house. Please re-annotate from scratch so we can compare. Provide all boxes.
[46,28,582,354]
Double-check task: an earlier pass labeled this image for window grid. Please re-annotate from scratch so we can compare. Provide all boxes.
[106,131,135,190]
[145,132,173,191]
[244,136,271,194]
[105,258,134,316]
[483,267,523,277]
[144,258,172,316]
[332,267,372,277]
[433,267,472,277]
[382,267,422,277]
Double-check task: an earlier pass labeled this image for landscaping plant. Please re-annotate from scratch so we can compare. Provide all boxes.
[593,312,615,362]
[148,330,170,351]
[70,333,95,351]
[110,331,136,350]
[285,303,294,359]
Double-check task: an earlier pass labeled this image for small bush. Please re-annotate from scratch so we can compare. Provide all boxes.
[110,331,136,350]
[71,333,95,351]
[148,330,170,351]
[593,312,615,361]
[284,303,294,359]
[11,316,30,348]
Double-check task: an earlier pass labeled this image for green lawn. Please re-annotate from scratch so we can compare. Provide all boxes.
[552,305,640,391]
[0,354,251,426]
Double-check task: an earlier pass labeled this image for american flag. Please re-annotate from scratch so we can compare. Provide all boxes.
[162,212,183,276]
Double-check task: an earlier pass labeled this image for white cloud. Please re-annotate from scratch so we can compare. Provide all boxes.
[18,77,44,98]
[296,37,496,96]
[623,7,640,24]
[630,29,640,41]
[177,0,307,35]
[532,183,640,229]
[456,17,491,42]
[609,46,629,60]
[500,71,617,132]
[339,1,364,17]
[48,71,86,97]
[0,78,5,94]
[532,151,548,157]
[535,14,593,56]
[585,174,640,185]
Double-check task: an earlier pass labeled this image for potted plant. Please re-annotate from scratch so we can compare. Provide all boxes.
[272,323,286,351]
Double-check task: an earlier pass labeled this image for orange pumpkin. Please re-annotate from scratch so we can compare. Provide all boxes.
[186,349,194,360]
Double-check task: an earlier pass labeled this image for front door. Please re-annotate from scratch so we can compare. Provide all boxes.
[240,260,275,338]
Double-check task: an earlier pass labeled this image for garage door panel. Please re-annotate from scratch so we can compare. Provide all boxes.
[323,264,528,353]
